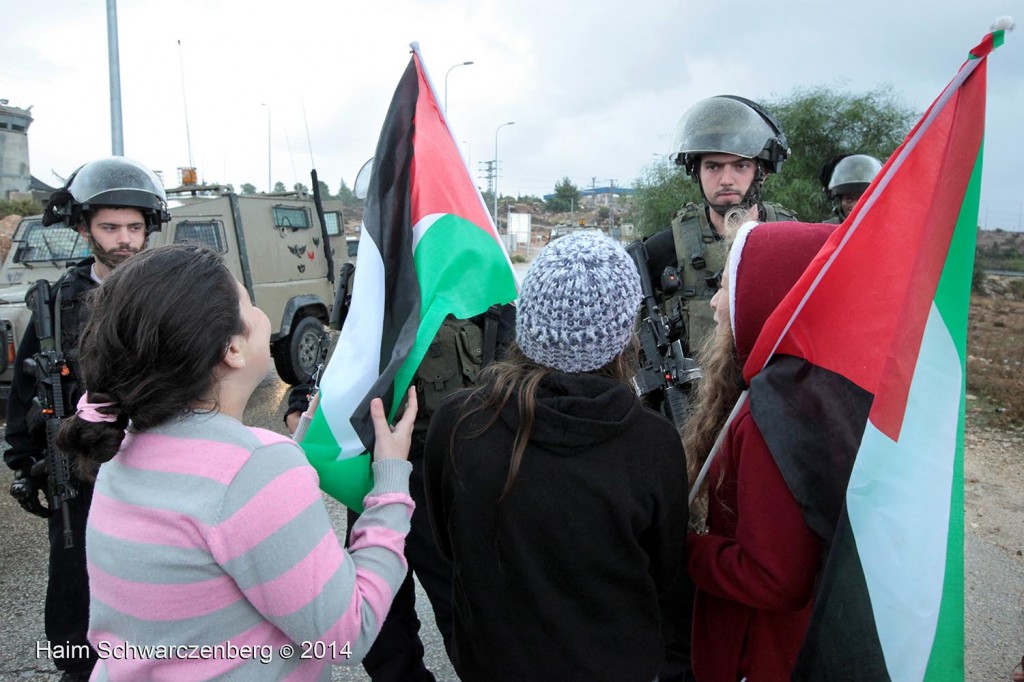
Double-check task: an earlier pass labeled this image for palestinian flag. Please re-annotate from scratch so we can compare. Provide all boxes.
[744,27,1009,680]
[300,43,518,511]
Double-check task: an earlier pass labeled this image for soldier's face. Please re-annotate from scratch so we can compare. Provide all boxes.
[80,207,147,271]
[699,153,757,208]
[839,194,861,217]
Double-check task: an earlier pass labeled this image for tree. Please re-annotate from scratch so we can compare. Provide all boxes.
[240,183,258,195]
[544,177,580,213]
[627,85,918,234]
[628,160,700,238]
[273,181,287,193]
[336,178,357,204]
[763,85,917,221]
[317,180,333,200]
[293,182,310,194]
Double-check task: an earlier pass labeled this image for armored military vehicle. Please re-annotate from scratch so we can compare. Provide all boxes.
[0,186,349,397]
[0,215,90,393]
[150,184,348,385]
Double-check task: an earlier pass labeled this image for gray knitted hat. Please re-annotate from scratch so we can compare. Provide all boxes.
[516,231,642,373]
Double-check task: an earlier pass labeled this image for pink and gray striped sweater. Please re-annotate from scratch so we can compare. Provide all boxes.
[85,411,413,681]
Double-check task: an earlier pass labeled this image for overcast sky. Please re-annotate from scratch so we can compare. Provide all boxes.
[2,1,1021,229]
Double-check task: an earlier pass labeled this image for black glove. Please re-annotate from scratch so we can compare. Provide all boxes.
[9,461,50,518]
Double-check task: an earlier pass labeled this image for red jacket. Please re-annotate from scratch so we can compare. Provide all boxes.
[687,401,821,681]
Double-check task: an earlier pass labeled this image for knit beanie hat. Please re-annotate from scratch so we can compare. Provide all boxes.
[516,231,642,373]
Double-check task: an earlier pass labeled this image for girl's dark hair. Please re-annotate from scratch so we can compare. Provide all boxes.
[451,338,637,501]
[56,243,244,475]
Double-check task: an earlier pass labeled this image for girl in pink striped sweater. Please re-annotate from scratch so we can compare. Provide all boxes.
[57,243,417,681]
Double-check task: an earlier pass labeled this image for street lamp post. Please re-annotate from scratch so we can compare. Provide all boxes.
[260,103,271,192]
[106,0,124,155]
[494,121,515,228]
[444,61,474,112]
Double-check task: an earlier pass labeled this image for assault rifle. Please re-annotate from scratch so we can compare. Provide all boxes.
[625,240,702,432]
[22,279,77,548]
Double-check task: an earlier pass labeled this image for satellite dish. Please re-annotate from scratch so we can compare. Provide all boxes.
[353,157,374,200]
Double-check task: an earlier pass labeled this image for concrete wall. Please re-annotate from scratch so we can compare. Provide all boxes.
[0,104,33,200]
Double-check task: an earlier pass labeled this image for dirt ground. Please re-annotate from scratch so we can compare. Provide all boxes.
[965,423,1024,561]
[965,277,1024,565]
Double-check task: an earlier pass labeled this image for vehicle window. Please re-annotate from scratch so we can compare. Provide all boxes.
[174,220,227,253]
[347,238,359,257]
[323,211,342,236]
[273,205,312,230]
[13,221,90,263]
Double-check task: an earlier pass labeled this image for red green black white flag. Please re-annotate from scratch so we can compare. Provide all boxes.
[300,43,518,511]
[745,25,1010,680]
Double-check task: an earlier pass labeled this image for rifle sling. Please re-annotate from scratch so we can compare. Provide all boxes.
[482,304,501,367]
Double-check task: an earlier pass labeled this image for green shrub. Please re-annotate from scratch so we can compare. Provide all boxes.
[0,198,42,219]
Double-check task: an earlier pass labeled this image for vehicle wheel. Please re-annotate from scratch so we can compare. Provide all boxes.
[272,315,324,385]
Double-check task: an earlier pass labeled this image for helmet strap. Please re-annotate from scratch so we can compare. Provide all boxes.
[83,230,142,270]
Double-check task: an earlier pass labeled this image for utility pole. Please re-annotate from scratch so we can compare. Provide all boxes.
[479,160,496,198]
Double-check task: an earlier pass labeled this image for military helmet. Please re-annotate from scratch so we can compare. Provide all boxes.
[43,156,170,233]
[669,95,790,176]
[827,154,883,199]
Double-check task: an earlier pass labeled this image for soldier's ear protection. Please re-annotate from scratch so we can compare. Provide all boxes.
[41,166,84,227]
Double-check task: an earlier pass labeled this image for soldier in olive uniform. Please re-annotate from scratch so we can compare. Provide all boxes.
[642,95,797,356]
[820,153,883,223]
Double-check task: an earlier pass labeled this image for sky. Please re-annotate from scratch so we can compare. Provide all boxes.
[2,0,1022,229]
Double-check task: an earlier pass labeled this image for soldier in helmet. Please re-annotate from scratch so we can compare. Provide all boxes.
[5,156,169,681]
[642,95,797,356]
[820,153,883,223]
[634,96,795,682]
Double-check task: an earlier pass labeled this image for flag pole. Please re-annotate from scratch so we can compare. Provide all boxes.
[688,391,748,505]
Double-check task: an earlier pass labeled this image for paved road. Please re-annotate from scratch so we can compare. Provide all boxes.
[0,366,1020,681]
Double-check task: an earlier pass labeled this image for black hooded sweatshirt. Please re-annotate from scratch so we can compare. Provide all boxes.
[424,371,688,682]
